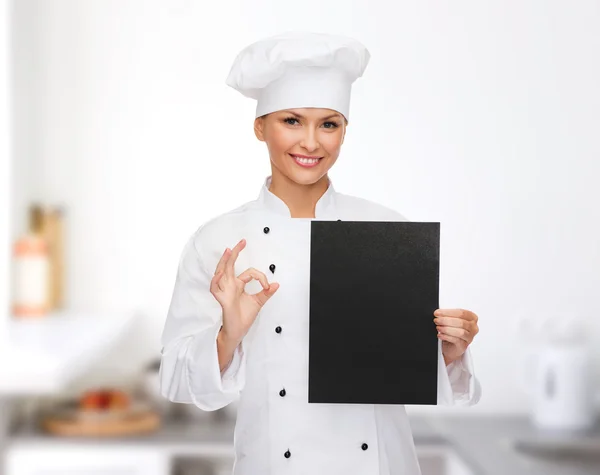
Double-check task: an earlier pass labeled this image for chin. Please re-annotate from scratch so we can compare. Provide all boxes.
[285,169,327,186]
[287,156,335,184]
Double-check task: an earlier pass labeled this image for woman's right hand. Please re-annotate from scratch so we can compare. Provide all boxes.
[210,238,279,346]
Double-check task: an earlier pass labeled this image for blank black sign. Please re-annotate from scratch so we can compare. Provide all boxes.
[308,221,440,405]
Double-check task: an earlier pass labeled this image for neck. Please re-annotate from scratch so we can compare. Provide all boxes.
[268,169,329,218]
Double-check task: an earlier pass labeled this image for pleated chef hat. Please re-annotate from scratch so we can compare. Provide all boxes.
[225,31,371,120]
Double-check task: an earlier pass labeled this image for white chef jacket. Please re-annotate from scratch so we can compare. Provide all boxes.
[160,175,482,475]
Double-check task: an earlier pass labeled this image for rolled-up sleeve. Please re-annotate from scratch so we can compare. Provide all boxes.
[436,341,482,406]
[159,233,246,411]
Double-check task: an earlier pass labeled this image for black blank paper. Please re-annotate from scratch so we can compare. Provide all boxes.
[308,221,440,405]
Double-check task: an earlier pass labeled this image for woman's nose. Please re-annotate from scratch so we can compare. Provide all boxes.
[299,129,320,152]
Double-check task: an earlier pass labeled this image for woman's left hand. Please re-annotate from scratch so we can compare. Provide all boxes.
[433,309,479,365]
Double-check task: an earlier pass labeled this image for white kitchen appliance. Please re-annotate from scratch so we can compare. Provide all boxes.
[518,311,598,432]
[524,343,596,432]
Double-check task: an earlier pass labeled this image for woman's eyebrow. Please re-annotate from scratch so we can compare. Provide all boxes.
[286,111,341,120]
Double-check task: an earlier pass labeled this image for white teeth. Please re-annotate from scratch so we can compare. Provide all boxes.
[293,155,320,164]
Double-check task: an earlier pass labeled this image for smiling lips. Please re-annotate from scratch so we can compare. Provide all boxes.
[290,154,323,168]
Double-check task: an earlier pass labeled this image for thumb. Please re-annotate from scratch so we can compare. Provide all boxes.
[252,282,279,307]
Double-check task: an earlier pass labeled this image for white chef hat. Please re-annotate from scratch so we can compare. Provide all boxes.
[225,31,371,120]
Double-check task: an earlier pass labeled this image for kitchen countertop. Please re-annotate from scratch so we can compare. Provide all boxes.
[428,415,600,475]
[6,412,600,474]
[0,312,135,395]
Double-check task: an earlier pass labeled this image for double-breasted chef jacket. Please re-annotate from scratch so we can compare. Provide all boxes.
[160,175,482,475]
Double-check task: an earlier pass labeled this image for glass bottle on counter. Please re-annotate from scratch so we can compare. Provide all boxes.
[12,205,50,317]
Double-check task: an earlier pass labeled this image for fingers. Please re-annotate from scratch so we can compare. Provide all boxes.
[211,246,232,295]
[226,239,246,277]
[434,309,477,322]
[238,267,270,290]
[436,325,472,344]
[214,248,231,276]
[252,282,280,306]
[434,315,479,336]
[437,333,466,347]
[210,269,225,295]
[433,316,468,328]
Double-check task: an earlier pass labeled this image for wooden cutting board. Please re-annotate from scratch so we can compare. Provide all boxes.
[42,409,161,437]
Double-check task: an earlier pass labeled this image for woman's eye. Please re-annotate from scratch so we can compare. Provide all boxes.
[283,118,338,128]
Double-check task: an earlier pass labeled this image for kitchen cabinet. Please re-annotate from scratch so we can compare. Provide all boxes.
[415,444,476,475]
[4,416,237,475]
[3,417,480,475]
[5,446,169,475]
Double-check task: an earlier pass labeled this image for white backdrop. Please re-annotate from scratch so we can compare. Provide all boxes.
[8,0,600,415]
[0,0,11,347]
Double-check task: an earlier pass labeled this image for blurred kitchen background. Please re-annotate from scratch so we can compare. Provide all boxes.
[1,1,599,474]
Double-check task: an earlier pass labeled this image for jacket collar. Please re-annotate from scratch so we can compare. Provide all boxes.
[258,175,337,218]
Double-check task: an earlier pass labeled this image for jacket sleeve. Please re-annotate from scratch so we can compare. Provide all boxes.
[159,233,247,411]
[436,341,482,406]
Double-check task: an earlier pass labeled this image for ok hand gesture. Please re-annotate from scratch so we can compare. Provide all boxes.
[210,238,279,346]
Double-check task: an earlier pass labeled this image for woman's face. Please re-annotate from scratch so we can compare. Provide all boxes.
[254,108,347,186]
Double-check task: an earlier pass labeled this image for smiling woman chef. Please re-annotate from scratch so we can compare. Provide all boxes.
[160,31,481,475]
